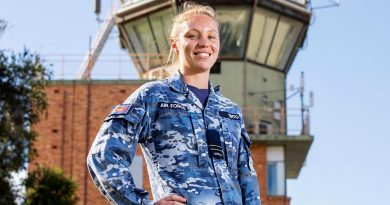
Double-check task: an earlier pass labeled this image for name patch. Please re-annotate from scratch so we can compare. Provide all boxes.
[219,111,240,120]
[158,102,188,111]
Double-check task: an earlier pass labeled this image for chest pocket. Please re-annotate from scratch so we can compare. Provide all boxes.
[152,104,197,170]
[219,111,241,177]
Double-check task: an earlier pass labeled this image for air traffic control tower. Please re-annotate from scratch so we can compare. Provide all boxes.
[114,0,313,204]
[32,0,315,204]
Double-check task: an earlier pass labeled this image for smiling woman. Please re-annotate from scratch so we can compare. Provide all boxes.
[165,2,220,79]
[87,2,261,205]
[170,13,220,82]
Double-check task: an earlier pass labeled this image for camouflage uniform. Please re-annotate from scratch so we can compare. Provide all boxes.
[87,73,261,205]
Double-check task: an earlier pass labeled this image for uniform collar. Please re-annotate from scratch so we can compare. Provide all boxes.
[167,72,220,94]
[167,72,189,94]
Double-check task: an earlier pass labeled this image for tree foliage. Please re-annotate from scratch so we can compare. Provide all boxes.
[0,19,52,203]
[0,18,78,205]
[0,49,51,173]
[0,177,18,205]
[24,165,78,205]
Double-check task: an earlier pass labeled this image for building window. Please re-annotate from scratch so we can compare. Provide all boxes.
[247,8,304,71]
[122,8,173,71]
[267,162,278,195]
[247,8,278,65]
[148,9,173,53]
[267,161,285,196]
[267,16,303,70]
[216,6,250,58]
[267,147,286,196]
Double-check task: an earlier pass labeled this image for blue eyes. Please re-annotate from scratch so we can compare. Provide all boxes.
[188,35,198,39]
[187,34,216,40]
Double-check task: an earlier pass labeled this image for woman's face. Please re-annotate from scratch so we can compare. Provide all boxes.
[171,14,220,74]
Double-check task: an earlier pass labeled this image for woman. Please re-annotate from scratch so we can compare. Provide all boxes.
[87,2,261,205]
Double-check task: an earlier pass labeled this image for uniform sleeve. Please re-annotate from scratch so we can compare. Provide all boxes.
[86,101,153,205]
[238,120,262,205]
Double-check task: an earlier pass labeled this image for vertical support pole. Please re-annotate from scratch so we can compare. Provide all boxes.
[61,90,67,170]
[280,101,286,135]
[300,71,305,134]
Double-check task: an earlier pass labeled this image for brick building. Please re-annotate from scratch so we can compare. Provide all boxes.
[32,79,311,205]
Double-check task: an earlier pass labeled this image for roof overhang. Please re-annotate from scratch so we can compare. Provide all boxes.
[251,134,313,179]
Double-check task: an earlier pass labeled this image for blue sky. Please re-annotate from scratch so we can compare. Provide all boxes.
[1,1,389,204]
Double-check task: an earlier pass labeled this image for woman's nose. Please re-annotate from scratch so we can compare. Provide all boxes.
[197,36,210,47]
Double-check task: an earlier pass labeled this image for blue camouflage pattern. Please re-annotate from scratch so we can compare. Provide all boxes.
[87,73,261,205]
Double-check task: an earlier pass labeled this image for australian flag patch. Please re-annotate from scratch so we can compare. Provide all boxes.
[110,104,131,115]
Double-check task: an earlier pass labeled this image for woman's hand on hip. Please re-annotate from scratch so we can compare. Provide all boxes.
[155,195,187,205]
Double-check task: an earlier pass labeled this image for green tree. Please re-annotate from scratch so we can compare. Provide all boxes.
[0,19,52,204]
[24,165,78,205]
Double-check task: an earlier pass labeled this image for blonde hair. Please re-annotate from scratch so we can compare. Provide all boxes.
[164,2,219,68]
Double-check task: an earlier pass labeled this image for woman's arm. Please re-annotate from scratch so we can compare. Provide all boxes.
[238,122,262,205]
[87,102,153,205]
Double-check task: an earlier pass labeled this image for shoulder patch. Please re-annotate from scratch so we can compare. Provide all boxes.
[110,104,131,115]
[105,104,145,124]
[219,111,240,120]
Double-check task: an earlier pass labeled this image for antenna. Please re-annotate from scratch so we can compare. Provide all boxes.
[300,72,305,132]
[310,0,340,10]
[95,0,101,16]
[309,91,314,107]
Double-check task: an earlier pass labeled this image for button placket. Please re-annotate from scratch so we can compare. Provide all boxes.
[190,112,209,168]
[221,117,242,176]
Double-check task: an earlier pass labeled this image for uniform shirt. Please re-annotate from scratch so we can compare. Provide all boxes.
[186,84,209,106]
[87,73,261,205]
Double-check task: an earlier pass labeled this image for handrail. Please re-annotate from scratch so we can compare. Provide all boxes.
[44,52,166,80]
[242,105,310,136]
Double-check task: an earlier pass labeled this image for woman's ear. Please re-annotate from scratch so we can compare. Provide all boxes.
[170,38,178,53]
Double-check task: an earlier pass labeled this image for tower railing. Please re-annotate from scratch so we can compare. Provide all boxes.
[242,105,310,136]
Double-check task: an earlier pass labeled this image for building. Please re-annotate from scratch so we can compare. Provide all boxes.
[32,0,313,205]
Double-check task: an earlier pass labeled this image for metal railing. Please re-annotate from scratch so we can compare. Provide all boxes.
[43,53,166,80]
[242,104,310,136]
[43,53,138,79]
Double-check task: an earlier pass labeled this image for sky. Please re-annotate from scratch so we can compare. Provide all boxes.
[1,0,390,205]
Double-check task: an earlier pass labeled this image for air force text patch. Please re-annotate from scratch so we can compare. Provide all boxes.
[219,111,240,120]
[158,102,188,111]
